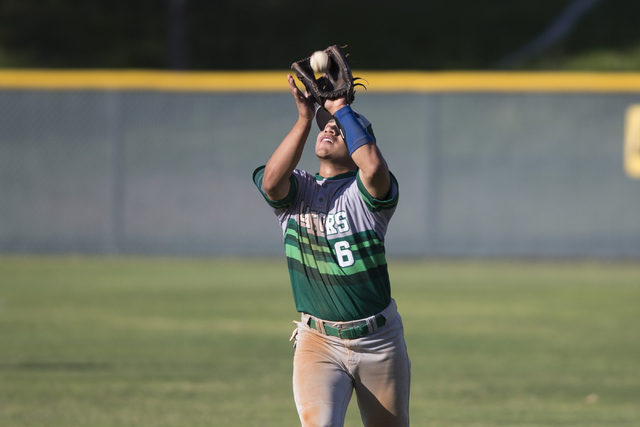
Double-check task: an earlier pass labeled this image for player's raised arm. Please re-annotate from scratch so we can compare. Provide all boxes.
[324,98,391,200]
[350,139,391,199]
[262,75,315,201]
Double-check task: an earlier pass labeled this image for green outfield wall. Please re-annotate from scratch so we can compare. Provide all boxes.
[1,71,640,257]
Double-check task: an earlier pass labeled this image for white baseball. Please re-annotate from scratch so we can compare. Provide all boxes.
[310,51,329,74]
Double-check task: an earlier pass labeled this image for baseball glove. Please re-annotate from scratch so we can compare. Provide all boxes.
[291,45,366,107]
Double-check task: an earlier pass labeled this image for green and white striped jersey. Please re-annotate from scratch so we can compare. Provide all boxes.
[253,166,399,322]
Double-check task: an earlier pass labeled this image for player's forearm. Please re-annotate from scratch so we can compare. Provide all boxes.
[328,104,391,199]
[351,144,391,199]
[263,118,312,200]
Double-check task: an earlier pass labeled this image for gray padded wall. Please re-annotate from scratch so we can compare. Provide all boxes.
[1,89,639,257]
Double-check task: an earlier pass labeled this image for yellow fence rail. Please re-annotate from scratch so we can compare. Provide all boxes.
[1,70,640,93]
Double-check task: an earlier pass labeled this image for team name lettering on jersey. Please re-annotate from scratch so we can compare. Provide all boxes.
[298,201,350,236]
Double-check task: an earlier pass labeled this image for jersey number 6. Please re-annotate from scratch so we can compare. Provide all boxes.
[334,241,355,268]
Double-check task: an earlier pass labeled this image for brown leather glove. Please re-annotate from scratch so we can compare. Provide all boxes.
[291,45,365,107]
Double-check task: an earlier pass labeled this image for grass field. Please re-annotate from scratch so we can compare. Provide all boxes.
[0,256,639,427]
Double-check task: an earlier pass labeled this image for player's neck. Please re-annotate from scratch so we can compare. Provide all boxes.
[318,162,358,178]
[318,160,356,179]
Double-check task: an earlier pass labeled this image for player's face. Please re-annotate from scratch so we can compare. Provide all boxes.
[315,120,350,160]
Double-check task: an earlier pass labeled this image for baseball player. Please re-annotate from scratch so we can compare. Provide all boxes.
[253,47,410,427]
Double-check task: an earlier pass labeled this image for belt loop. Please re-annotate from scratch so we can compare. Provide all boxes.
[365,315,378,333]
[380,298,398,324]
[315,318,326,334]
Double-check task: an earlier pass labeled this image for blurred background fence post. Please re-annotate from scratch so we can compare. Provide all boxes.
[106,91,124,254]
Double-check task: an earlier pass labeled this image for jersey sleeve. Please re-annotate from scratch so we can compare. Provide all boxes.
[356,171,399,213]
[253,165,298,209]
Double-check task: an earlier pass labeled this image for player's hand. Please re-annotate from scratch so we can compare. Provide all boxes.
[287,74,315,122]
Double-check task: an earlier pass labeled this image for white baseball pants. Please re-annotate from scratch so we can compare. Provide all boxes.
[292,300,411,427]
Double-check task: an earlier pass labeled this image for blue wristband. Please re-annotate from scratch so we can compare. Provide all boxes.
[333,106,375,155]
